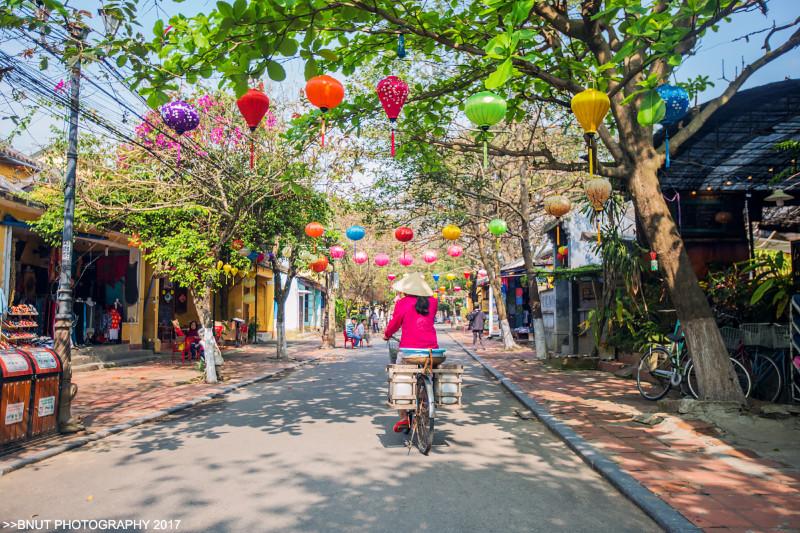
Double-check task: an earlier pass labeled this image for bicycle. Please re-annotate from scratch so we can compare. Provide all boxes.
[720,325,782,403]
[386,337,445,455]
[637,322,752,401]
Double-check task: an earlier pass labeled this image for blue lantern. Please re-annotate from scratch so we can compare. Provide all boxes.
[345,225,366,241]
[247,251,259,262]
[432,273,440,283]
[656,84,690,168]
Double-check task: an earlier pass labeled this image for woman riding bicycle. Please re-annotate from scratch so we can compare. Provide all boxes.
[383,272,439,433]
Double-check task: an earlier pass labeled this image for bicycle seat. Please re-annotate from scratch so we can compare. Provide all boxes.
[667,333,684,343]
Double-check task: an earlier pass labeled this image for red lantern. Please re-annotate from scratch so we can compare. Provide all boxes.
[231,239,245,251]
[305,75,345,147]
[310,256,329,273]
[395,226,414,242]
[376,76,409,157]
[463,271,471,280]
[236,88,271,169]
[304,222,324,238]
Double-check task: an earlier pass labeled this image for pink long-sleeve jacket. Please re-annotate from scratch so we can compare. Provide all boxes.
[384,295,439,349]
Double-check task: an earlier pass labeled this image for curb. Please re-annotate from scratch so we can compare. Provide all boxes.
[448,334,700,533]
[0,357,319,477]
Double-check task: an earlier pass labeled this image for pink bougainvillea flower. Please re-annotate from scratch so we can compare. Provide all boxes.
[54,79,66,93]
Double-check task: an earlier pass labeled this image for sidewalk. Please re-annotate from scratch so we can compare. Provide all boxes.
[449,329,800,532]
[0,340,340,474]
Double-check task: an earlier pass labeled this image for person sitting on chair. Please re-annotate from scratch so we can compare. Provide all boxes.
[383,272,438,433]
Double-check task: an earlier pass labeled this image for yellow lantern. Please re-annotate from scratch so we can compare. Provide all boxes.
[243,293,256,304]
[223,263,232,274]
[571,88,610,176]
[446,273,456,281]
[543,195,571,246]
[585,177,612,244]
[442,224,461,241]
[243,278,256,288]
[217,260,224,270]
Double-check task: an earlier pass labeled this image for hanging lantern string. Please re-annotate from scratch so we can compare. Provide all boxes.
[250,138,255,169]
[321,114,326,147]
[665,129,671,168]
[663,190,682,230]
[556,219,561,246]
[482,128,489,168]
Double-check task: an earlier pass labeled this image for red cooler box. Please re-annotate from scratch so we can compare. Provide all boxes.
[20,347,62,438]
[0,349,33,445]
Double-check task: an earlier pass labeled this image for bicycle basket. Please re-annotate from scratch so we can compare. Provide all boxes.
[741,323,773,347]
[719,326,743,352]
[771,324,790,350]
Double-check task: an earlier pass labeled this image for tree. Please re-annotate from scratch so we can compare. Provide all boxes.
[124,0,800,402]
[75,92,298,380]
[260,187,331,359]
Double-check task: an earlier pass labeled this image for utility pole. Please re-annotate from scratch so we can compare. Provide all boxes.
[55,21,88,433]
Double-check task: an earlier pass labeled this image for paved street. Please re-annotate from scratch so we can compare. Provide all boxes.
[0,337,656,532]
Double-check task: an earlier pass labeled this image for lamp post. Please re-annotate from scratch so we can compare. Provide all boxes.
[54,21,88,433]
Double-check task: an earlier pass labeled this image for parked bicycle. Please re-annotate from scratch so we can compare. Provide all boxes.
[637,322,751,401]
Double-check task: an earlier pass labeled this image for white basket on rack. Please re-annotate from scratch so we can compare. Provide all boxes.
[719,326,743,351]
[770,323,790,350]
[741,323,773,347]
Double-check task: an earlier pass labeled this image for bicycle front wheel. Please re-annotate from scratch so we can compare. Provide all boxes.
[637,346,674,400]
[686,357,752,399]
[414,375,435,455]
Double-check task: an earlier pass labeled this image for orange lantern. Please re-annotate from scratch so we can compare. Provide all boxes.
[304,222,324,238]
[543,195,571,246]
[310,256,329,273]
[305,75,345,147]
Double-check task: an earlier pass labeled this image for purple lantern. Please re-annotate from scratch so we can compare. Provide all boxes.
[160,100,200,135]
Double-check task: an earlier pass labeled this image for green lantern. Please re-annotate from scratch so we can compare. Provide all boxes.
[488,218,508,237]
[465,91,507,168]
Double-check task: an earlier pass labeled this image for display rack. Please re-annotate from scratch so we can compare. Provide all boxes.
[2,304,39,345]
[791,295,800,403]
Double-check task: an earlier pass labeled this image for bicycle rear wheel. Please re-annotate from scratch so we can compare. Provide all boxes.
[637,346,674,400]
[686,357,751,399]
[747,352,782,403]
[414,375,435,455]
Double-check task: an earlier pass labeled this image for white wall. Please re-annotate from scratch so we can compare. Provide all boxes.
[565,202,637,268]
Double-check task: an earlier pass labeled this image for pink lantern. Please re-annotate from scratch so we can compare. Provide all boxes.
[447,244,463,258]
[374,253,390,267]
[478,269,488,277]
[353,251,368,264]
[398,253,414,267]
[422,250,438,264]
[387,274,396,281]
[329,245,345,260]
[376,76,409,157]
[454,286,462,292]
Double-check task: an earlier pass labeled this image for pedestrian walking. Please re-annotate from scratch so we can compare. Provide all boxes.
[468,307,486,348]
[370,309,379,333]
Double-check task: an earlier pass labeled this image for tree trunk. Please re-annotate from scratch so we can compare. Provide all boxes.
[192,285,220,384]
[476,235,518,350]
[321,269,337,348]
[271,267,294,360]
[628,155,744,403]
[518,176,548,359]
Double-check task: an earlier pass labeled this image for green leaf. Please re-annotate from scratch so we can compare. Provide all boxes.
[266,60,287,81]
[278,38,298,56]
[318,49,338,61]
[216,1,233,18]
[303,58,317,80]
[116,54,128,68]
[750,278,775,305]
[484,58,514,90]
[233,0,246,19]
[636,90,666,126]
[511,0,534,25]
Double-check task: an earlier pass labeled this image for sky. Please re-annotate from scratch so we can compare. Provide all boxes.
[2,0,799,154]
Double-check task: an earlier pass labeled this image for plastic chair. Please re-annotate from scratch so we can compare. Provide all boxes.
[343,330,361,349]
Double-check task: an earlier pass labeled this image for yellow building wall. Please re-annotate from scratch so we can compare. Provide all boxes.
[0,160,35,182]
